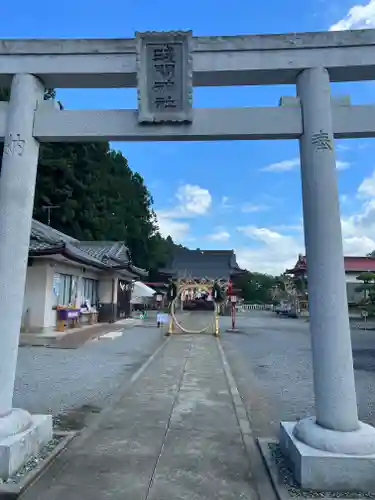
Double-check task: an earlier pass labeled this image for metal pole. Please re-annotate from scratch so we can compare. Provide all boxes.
[42,205,60,226]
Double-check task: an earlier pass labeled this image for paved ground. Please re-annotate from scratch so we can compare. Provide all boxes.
[221,310,375,438]
[171,310,216,334]
[21,335,266,500]
[19,319,138,348]
[14,325,164,428]
[15,309,375,436]
[12,310,375,498]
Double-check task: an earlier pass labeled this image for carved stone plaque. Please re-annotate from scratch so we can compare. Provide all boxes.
[136,31,193,123]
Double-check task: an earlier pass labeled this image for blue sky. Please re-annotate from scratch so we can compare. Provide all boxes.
[3,0,375,274]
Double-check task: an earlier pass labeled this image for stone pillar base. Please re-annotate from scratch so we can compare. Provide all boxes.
[280,421,375,492]
[0,413,52,479]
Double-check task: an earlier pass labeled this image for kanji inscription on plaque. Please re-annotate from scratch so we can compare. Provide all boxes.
[136,31,193,123]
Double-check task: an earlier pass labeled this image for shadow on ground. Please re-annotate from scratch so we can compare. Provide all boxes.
[353,349,375,373]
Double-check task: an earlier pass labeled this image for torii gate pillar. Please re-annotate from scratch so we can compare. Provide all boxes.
[278,67,375,492]
[0,74,52,479]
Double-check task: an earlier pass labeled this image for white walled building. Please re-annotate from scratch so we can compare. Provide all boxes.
[288,255,375,304]
[22,220,147,332]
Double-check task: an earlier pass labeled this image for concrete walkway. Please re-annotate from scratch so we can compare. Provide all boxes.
[19,318,140,348]
[21,336,260,500]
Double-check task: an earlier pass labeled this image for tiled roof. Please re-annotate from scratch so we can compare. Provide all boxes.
[288,255,375,273]
[65,243,108,268]
[30,220,67,253]
[29,219,147,276]
[344,256,375,272]
[75,242,130,266]
[129,264,148,278]
[31,219,78,245]
[29,239,62,252]
[160,248,245,280]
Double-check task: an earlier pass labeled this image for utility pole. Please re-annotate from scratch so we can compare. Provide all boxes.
[42,205,60,226]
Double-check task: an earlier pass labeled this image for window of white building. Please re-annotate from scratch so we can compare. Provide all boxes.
[53,273,74,306]
[82,278,98,306]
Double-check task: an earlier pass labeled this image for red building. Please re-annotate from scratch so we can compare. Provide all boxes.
[288,254,375,304]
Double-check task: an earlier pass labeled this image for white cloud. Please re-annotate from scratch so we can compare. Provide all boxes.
[271,223,303,232]
[220,196,234,212]
[336,160,351,171]
[175,184,212,216]
[358,170,375,197]
[340,194,349,204]
[157,171,375,269]
[221,196,230,207]
[341,196,375,250]
[329,0,375,30]
[234,169,375,274]
[155,183,212,243]
[236,226,304,275]
[336,143,351,152]
[157,212,190,241]
[261,158,351,173]
[241,202,270,213]
[207,229,231,241]
[261,158,300,172]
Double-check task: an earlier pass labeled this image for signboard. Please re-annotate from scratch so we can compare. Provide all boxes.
[136,30,193,123]
[156,294,163,302]
[119,281,130,292]
[67,310,80,319]
[230,295,237,303]
[157,313,169,324]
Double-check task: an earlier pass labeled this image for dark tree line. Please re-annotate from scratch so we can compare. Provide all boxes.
[232,271,278,303]
[0,88,176,271]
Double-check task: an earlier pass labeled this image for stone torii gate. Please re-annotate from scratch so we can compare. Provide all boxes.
[1,29,375,490]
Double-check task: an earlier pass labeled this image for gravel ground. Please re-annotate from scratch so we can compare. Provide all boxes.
[14,325,164,424]
[0,437,63,485]
[221,311,375,438]
[268,442,375,498]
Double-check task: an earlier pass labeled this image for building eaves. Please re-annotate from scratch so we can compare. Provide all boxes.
[76,242,131,266]
[30,220,148,275]
[30,242,108,270]
[64,243,108,269]
[29,241,65,255]
[129,264,148,278]
[32,219,78,244]
[75,242,116,261]
[160,248,240,279]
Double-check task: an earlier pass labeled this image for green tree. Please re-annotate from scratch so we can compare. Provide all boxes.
[233,271,277,303]
[33,141,162,268]
[355,272,375,303]
[0,87,178,270]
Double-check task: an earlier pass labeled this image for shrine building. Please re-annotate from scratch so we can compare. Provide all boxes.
[157,248,246,282]
[287,254,375,304]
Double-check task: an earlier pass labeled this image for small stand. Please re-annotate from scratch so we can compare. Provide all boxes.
[362,309,368,330]
[226,295,241,333]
